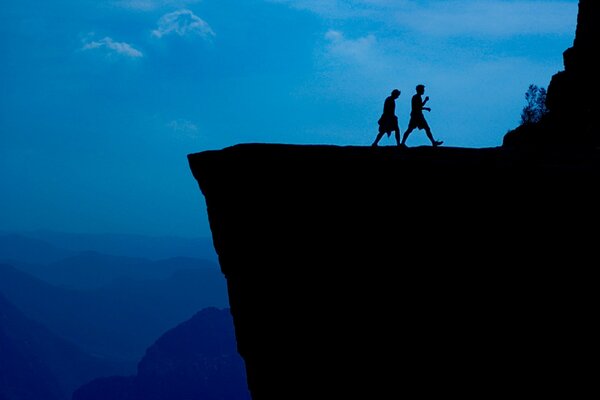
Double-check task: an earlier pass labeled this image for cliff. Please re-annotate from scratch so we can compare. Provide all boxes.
[188,143,597,398]
[188,2,598,397]
[504,0,599,148]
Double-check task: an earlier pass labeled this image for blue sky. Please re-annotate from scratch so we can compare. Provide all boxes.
[0,0,579,238]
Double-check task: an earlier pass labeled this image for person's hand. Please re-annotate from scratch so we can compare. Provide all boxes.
[425,96,429,101]
[424,107,431,112]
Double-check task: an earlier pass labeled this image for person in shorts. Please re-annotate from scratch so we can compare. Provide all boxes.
[372,89,402,147]
[400,84,443,147]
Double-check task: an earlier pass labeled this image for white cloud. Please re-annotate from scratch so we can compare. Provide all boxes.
[82,37,143,58]
[167,119,199,139]
[324,30,379,63]
[115,0,202,11]
[269,0,577,37]
[396,1,578,37]
[267,0,388,19]
[316,29,400,98]
[152,9,215,39]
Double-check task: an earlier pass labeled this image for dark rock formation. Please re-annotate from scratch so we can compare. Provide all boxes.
[72,307,250,400]
[189,4,597,397]
[504,0,599,148]
[188,144,597,398]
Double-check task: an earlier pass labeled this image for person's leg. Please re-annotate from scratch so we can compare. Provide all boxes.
[394,129,401,146]
[424,126,443,147]
[400,127,414,146]
[372,131,386,146]
[424,127,435,144]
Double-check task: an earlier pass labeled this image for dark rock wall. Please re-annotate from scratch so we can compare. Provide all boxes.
[189,144,597,399]
[505,0,599,148]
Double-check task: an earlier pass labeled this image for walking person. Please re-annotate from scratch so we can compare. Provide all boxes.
[372,89,402,147]
[400,84,443,147]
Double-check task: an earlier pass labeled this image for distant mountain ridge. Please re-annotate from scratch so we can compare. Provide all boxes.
[73,307,251,400]
[0,234,74,265]
[0,231,241,400]
[0,231,217,263]
[0,231,221,291]
[0,294,113,400]
[15,250,219,290]
[6,230,218,261]
[0,262,229,367]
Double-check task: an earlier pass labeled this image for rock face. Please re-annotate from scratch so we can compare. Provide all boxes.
[504,0,599,148]
[188,144,597,399]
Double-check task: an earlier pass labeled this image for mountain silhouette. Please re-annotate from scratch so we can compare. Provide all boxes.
[0,234,74,265]
[27,251,219,290]
[17,230,218,261]
[0,233,220,289]
[72,307,251,400]
[0,294,113,400]
[0,262,228,369]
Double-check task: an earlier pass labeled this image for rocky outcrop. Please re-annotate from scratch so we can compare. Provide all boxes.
[188,143,597,399]
[188,3,598,398]
[504,0,599,148]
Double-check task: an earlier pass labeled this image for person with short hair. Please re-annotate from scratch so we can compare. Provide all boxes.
[400,84,443,147]
[372,89,402,147]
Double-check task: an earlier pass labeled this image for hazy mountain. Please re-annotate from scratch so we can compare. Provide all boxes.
[1,232,221,291]
[10,251,151,290]
[73,307,251,400]
[10,250,220,290]
[0,233,73,265]
[16,230,218,261]
[0,294,113,400]
[0,231,242,397]
[0,263,229,370]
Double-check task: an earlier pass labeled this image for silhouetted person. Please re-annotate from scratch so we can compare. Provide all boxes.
[372,89,401,147]
[400,84,443,147]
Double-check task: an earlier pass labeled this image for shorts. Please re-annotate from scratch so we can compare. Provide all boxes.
[378,115,399,134]
[407,114,429,131]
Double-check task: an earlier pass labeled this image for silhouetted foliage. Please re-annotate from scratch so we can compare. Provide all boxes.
[520,84,548,125]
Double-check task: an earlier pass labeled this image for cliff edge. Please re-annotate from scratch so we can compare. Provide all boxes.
[188,2,598,397]
[188,144,597,398]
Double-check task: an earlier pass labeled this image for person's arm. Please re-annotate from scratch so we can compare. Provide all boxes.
[422,96,431,112]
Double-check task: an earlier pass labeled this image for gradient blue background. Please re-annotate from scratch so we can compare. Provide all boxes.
[1,0,579,238]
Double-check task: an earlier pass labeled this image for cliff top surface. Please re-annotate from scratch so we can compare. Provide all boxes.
[189,143,600,177]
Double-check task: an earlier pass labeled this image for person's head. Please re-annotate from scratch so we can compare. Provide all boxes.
[391,89,401,98]
[416,84,425,94]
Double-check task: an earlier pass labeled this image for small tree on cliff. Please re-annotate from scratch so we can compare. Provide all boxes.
[520,84,548,125]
